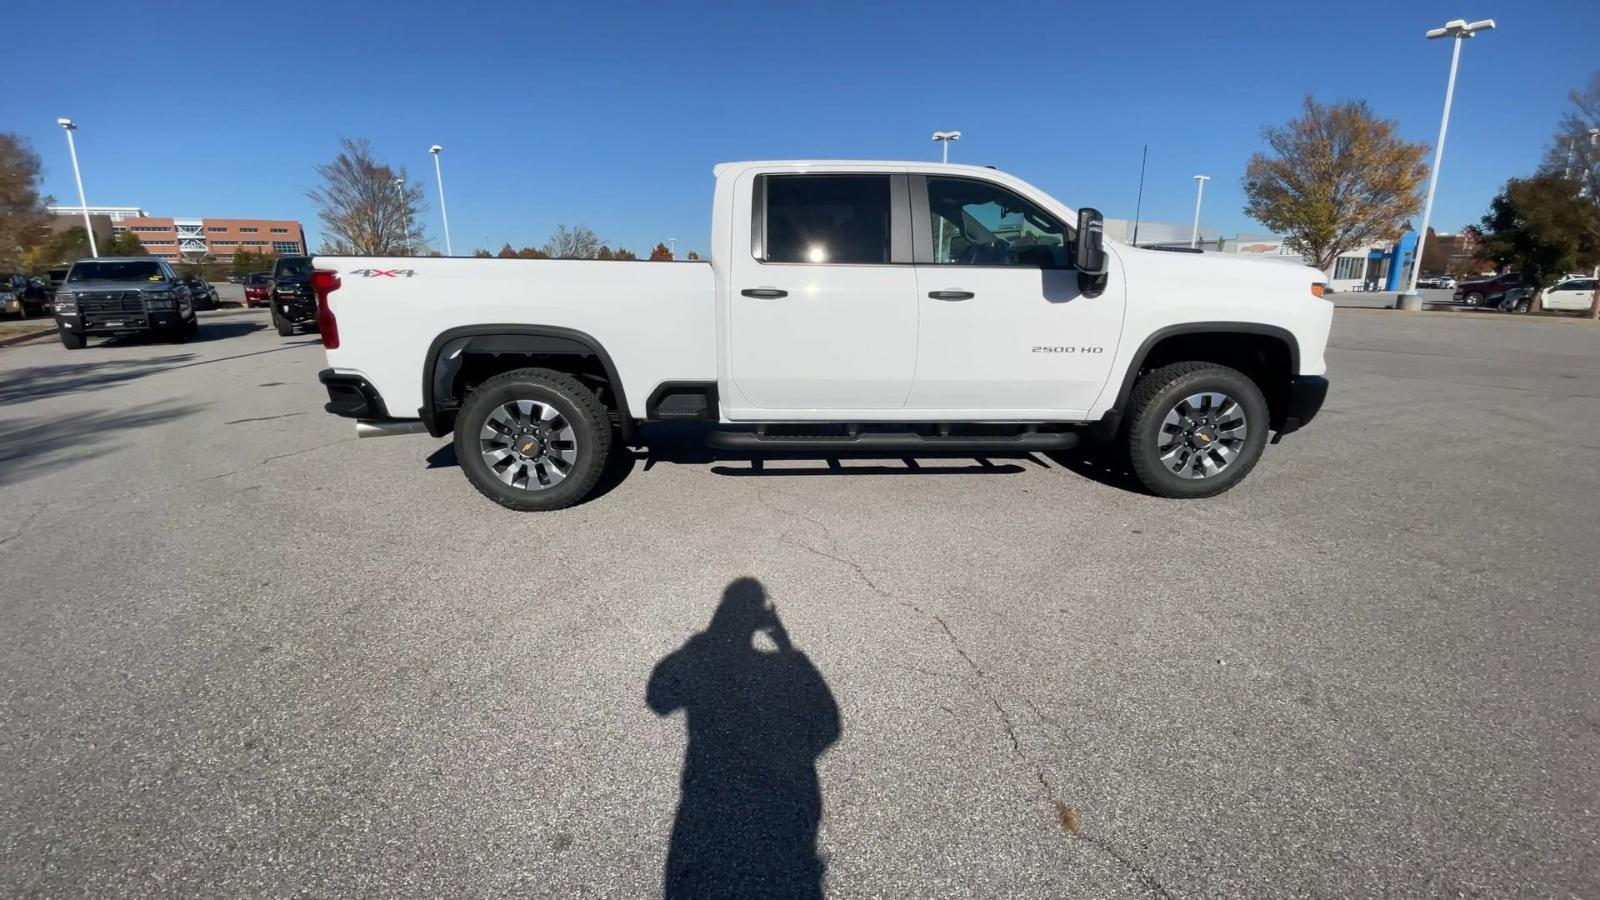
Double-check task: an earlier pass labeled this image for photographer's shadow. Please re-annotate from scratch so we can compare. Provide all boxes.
[647,578,840,900]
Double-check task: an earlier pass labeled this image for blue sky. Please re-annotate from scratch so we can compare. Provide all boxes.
[7,0,1598,256]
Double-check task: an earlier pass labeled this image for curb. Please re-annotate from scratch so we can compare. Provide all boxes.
[0,326,54,349]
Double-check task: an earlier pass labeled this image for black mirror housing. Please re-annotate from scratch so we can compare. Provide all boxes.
[1075,207,1108,297]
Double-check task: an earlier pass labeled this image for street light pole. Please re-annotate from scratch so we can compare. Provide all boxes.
[1190,175,1210,249]
[429,145,453,256]
[669,237,676,258]
[394,177,410,256]
[57,118,97,258]
[931,131,961,259]
[1400,18,1495,311]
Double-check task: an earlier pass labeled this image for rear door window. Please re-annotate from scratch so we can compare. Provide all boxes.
[761,175,892,265]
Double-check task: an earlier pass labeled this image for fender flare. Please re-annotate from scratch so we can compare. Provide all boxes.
[420,324,633,440]
[1103,322,1300,427]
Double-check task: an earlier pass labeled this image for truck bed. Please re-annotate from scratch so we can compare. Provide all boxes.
[315,256,717,420]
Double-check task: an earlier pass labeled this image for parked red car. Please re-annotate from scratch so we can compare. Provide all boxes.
[243,271,273,308]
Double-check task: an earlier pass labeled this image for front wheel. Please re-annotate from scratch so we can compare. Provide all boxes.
[454,368,613,511]
[272,305,294,336]
[59,329,86,350]
[1125,362,1270,499]
[1464,292,1483,307]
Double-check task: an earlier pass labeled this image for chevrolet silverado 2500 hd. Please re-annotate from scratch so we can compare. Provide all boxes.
[314,161,1332,510]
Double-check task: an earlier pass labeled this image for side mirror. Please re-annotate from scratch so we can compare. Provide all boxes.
[1074,207,1106,275]
[1075,207,1108,297]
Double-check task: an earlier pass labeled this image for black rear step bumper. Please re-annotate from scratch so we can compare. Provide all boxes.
[1272,375,1329,443]
[706,429,1078,453]
[319,369,390,419]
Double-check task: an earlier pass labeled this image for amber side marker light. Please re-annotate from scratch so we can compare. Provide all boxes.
[1311,283,1327,298]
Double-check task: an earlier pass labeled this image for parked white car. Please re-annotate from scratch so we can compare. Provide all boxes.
[313,160,1334,510]
[1539,277,1597,312]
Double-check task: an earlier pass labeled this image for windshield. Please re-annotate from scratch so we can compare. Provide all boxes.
[275,258,313,279]
[67,260,165,283]
[248,273,271,284]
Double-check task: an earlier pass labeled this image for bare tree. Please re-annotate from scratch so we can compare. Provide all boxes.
[307,138,427,256]
[1242,97,1429,273]
[543,224,602,259]
[0,133,51,269]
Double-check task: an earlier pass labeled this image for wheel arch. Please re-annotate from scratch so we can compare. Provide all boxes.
[421,324,634,441]
[1110,323,1300,432]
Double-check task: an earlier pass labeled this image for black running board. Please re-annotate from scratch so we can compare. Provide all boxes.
[705,430,1077,453]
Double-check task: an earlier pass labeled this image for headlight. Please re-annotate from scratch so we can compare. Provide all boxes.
[54,292,77,313]
[146,299,176,310]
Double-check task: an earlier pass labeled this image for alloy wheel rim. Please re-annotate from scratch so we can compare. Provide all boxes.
[1157,392,1248,480]
[480,399,578,490]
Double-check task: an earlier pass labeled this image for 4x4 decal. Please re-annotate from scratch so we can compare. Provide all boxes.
[348,269,416,278]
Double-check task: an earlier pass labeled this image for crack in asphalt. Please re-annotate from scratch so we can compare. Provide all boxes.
[753,485,1175,899]
[0,501,47,547]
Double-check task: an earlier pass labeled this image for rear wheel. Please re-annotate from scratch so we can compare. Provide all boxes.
[1125,362,1269,499]
[454,368,613,511]
[1464,292,1483,307]
[59,329,86,350]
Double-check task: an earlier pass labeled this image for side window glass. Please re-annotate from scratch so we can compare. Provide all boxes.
[764,175,891,264]
[927,177,1069,267]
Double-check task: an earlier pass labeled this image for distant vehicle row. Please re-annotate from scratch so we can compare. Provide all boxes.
[1454,272,1597,311]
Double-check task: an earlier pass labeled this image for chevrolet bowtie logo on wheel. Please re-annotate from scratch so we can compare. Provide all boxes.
[348,268,416,278]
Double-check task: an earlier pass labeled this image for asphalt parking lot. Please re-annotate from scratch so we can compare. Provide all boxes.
[2,307,1598,898]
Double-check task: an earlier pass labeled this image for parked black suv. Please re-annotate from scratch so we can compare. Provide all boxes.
[270,255,317,336]
[1453,272,1525,307]
[52,257,198,349]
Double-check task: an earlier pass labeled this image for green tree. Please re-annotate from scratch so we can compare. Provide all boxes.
[613,247,637,260]
[648,242,673,261]
[685,250,701,260]
[231,248,278,275]
[472,249,493,258]
[1477,174,1600,315]
[596,245,615,260]
[0,133,51,269]
[102,230,147,256]
[21,226,89,270]
[307,137,426,255]
[1242,97,1429,272]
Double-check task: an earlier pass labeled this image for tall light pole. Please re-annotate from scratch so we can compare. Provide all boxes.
[932,130,961,163]
[1400,18,1495,310]
[668,237,676,258]
[429,144,453,256]
[393,177,411,255]
[57,118,97,258]
[1189,175,1210,248]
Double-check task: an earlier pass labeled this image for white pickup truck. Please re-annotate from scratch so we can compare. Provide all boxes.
[313,160,1332,510]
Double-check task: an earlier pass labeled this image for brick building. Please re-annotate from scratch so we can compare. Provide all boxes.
[113,216,308,264]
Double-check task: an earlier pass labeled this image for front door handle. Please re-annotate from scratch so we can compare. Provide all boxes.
[928,290,975,301]
[740,287,788,299]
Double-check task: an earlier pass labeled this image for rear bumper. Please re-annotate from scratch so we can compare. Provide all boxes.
[319,369,390,419]
[1273,375,1328,443]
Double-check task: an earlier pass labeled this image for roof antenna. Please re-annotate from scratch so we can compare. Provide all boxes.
[1131,144,1148,247]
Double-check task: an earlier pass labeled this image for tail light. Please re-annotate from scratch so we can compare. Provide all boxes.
[312,269,342,349]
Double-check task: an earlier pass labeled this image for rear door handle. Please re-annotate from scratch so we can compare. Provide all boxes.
[928,290,974,301]
[740,287,788,299]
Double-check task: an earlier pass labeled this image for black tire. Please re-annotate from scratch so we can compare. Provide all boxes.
[1125,362,1270,499]
[59,329,86,350]
[453,368,613,511]
[185,314,200,334]
[272,305,294,336]
[1464,292,1483,307]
